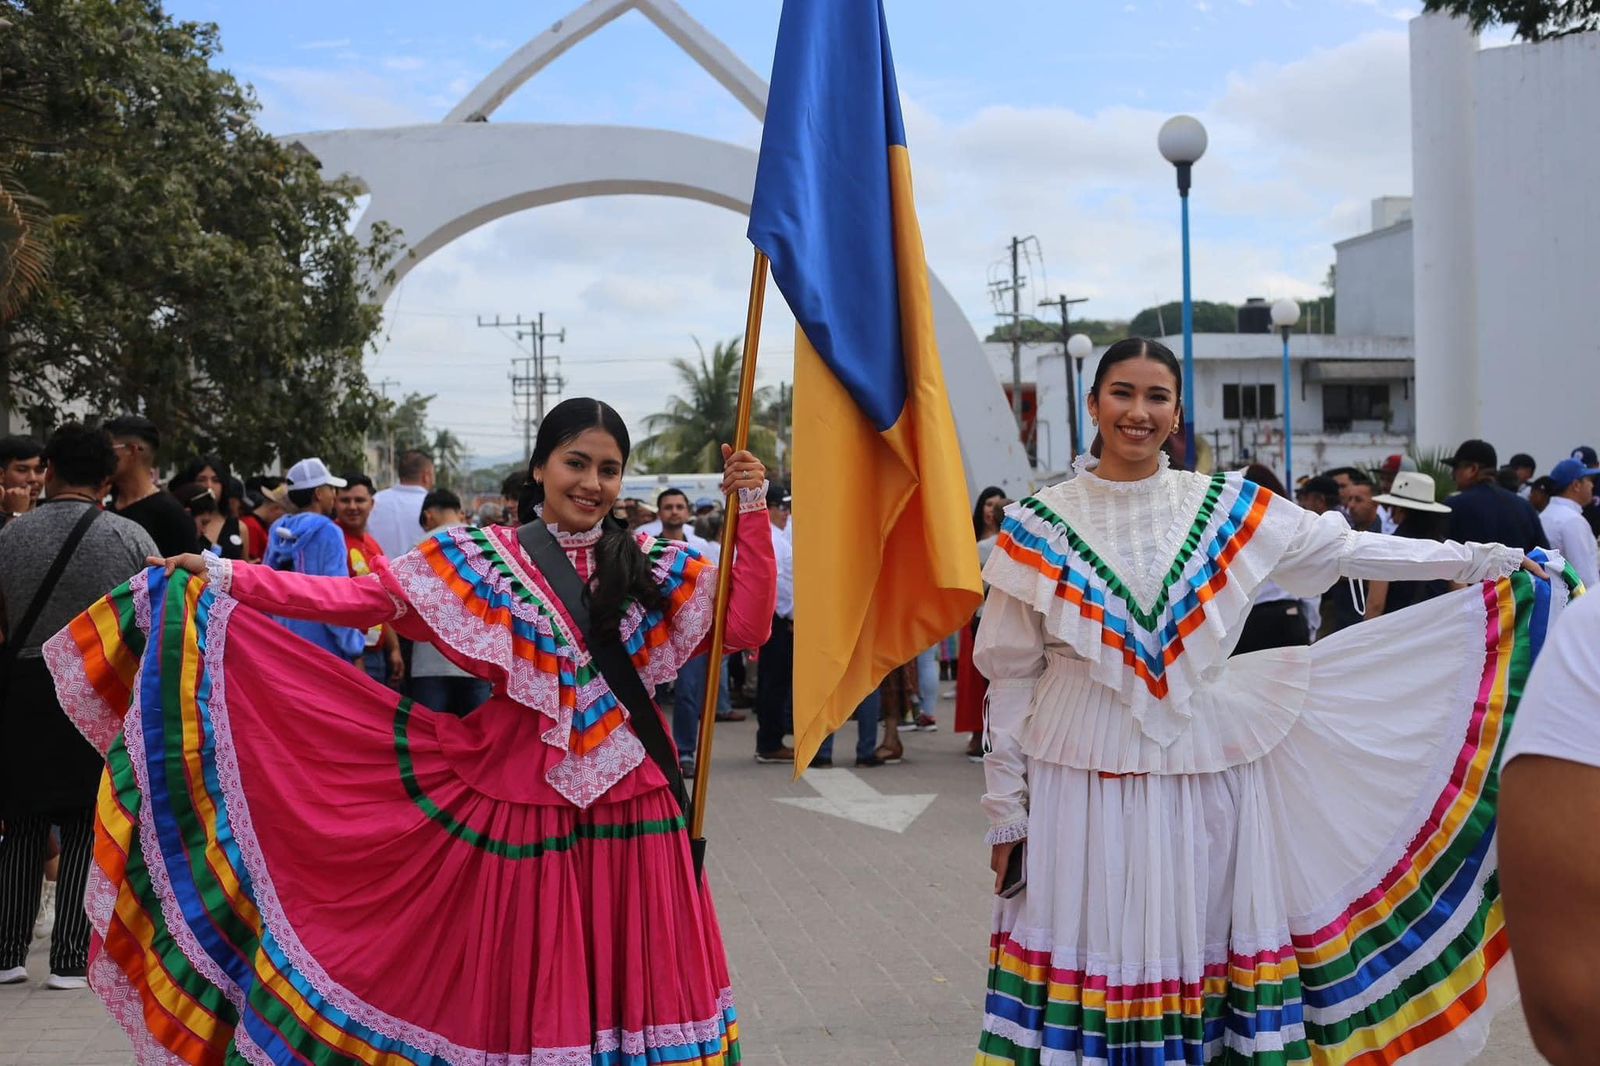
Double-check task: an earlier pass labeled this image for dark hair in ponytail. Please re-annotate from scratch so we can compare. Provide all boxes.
[1086,336,1184,459]
[516,397,664,641]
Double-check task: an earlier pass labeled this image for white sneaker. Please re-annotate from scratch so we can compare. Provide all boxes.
[45,973,88,990]
[0,965,28,984]
[35,880,56,940]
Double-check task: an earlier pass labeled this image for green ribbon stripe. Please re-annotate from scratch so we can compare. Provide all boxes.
[393,698,684,858]
[1020,473,1229,630]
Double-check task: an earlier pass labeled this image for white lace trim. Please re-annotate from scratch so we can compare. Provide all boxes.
[985,820,1029,845]
[42,569,156,757]
[358,569,409,619]
[549,522,604,547]
[1069,450,1170,489]
[737,481,768,514]
[89,948,189,1066]
[42,624,123,756]
[202,553,233,594]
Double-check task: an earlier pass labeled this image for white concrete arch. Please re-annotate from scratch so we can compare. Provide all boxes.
[445,0,768,124]
[287,0,1032,494]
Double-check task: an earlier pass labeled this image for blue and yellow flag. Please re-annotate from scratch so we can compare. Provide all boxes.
[748,0,982,770]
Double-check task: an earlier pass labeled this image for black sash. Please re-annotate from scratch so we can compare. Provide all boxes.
[516,522,696,835]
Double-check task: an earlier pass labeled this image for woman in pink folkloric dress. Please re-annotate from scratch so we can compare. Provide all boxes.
[45,398,774,1065]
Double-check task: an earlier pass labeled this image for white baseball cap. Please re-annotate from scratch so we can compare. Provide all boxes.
[284,457,347,491]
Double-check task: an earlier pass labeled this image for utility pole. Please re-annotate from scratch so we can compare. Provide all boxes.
[988,236,1036,437]
[374,377,401,485]
[477,313,566,458]
[1039,294,1089,461]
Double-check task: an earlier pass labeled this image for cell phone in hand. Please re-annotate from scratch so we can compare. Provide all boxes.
[998,841,1026,898]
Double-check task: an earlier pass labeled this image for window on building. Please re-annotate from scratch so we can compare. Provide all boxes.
[1222,383,1277,420]
[1322,384,1391,432]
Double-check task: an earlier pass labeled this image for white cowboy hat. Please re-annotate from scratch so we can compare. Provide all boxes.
[1372,471,1452,514]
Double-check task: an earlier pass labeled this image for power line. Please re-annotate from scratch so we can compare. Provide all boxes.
[476,313,566,459]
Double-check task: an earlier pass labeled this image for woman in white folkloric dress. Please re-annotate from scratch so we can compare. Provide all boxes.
[973,337,1571,1065]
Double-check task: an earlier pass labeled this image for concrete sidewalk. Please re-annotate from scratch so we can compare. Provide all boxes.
[0,702,1543,1064]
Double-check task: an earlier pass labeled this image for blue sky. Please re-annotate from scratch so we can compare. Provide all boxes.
[164,0,1429,462]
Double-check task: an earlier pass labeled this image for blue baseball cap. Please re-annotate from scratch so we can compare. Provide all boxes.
[1547,457,1600,490]
[693,496,718,512]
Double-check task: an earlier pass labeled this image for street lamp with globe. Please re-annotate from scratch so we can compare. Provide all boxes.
[1158,115,1208,468]
[1066,333,1093,457]
[1271,297,1302,488]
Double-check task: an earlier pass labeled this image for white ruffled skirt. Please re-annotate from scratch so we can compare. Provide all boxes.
[978,575,1561,1064]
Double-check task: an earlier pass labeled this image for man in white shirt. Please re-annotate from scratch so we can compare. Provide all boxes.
[1498,588,1600,1064]
[636,488,710,550]
[367,449,434,559]
[754,484,794,763]
[1533,458,1600,589]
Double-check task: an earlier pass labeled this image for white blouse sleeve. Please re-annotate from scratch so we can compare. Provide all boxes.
[972,588,1045,845]
[1269,505,1525,599]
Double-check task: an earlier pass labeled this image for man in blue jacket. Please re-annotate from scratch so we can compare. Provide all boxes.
[1444,439,1548,552]
[262,457,364,660]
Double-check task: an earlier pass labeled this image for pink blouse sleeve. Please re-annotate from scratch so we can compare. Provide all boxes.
[693,499,776,656]
[206,555,436,641]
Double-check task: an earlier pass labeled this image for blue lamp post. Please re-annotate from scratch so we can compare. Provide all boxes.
[1158,115,1208,469]
[1271,298,1302,488]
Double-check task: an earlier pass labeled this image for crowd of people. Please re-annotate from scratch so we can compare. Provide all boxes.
[5,389,1600,1062]
[1,416,625,989]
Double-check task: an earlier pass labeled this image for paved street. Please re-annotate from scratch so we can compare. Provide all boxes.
[0,694,1545,1065]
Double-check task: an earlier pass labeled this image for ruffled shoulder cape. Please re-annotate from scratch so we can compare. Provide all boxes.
[982,468,1302,745]
[373,524,715,807]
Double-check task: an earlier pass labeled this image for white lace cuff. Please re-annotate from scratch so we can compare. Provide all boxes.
[203,553,234,595]
[985,820,1029,846]
[738,481,769,514]
[1466,543,1526,583]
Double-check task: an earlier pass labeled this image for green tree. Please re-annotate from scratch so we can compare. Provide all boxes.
[0,1,399,469]
[636,337,777,472]
[1423,0,1600,39]
[986,317,1128,347]
[1127,300,1239,338]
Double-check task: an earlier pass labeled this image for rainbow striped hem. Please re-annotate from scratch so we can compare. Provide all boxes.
[46,568,741,1066]
[975,568,1557,1064]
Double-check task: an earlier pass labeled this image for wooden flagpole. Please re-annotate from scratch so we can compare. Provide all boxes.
[690,248,770,848]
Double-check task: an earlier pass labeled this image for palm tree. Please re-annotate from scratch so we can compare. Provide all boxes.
[636,337,777,472]
[430,427,468,489]
[0,169,52,323]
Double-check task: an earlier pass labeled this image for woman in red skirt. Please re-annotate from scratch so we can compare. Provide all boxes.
[46,397,774,1065]
[957,486,1009,760]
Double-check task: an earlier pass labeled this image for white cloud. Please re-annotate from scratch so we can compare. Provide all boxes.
[325,28,1414,461]
[296,38,352,51]
[247,66,431,130]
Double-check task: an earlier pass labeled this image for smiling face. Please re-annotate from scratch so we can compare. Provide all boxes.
[534,427,625,531]
[336,483,374,534]
[1087,354,1181,477]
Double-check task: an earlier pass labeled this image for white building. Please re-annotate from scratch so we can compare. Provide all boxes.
[1411,14,1600,468]
[1005,336,1414,482]
[1335,198,1413,340]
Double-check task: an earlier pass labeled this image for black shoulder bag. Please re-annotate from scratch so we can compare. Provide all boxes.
[517,521,703,872]
[0,506,101,700]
